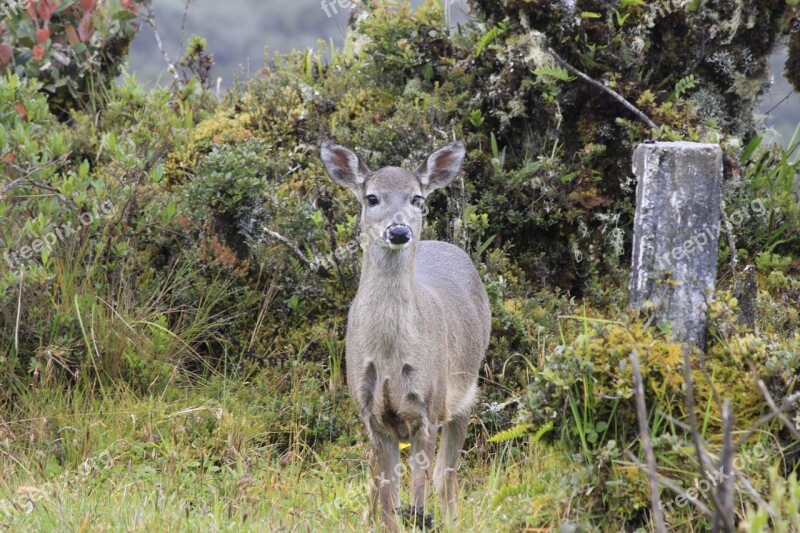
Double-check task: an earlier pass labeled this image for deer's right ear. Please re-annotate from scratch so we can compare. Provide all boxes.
[320,142,370,193]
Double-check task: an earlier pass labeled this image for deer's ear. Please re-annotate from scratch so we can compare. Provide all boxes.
[321,142,370,193]
[416,141,465,196]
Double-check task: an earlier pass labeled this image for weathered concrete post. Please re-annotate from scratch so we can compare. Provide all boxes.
[629,142,724,347]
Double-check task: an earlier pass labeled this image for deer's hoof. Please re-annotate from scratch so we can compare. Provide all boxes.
[397,505,435,530]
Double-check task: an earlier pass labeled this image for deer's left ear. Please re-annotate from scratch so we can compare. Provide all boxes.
[416,141,465,196]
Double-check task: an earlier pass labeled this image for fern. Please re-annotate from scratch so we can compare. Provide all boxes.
[532,65,575,82]
[475,23,507,57]
[488,420,554,443]
[492,483,530,506]
[672,74,697,99]
[488,423,532,443]
[529,420,554,444]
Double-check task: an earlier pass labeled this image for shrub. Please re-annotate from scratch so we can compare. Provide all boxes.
[0,0,141,118]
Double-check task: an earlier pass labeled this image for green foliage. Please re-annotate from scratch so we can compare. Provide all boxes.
[177,34,215,90]
[186,139,270,229]
[672,74,698,100]
[514,290,800,527]
[0,0,141,117]
[732,127,800,258]
[474,21,506,57]
[531,64,574,82]
[744,466,800,533]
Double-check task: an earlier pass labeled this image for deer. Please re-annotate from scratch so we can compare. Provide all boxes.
[320,141,491,531]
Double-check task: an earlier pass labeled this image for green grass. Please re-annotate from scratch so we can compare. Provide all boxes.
[0,377,579,532]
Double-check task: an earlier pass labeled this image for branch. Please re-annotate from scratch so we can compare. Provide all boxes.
[736,471,776,520]
[736,391,800,448]
[262,226,318,271]
[683,345,735,532]
[713,399,735,533]
[549,49,658,130]
[720,208,737,275]
[141,4,180,85]
[625,450,713,517]
[757,380,800,442]
[630,349,667,533]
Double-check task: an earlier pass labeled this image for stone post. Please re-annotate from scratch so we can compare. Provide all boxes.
[629,142,724,347]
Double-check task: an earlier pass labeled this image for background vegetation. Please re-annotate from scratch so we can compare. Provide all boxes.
[1,0,799,530]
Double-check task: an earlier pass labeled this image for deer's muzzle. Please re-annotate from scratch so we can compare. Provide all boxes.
[387,224,412,248]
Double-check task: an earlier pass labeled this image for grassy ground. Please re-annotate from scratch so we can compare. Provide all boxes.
[0,373,580,532]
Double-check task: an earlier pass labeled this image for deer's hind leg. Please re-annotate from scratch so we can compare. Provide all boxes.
[433,412,469,524]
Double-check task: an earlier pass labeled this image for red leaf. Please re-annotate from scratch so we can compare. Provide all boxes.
[16,103,28,120]
[37,27,50,45]
[36,0,56,23]
[0,44,12,65]
[81,0,96,12]
[32,45,45,61]
[78,12,94,42]
[65,23,81,46]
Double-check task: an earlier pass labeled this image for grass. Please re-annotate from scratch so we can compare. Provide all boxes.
[0,374,580,532]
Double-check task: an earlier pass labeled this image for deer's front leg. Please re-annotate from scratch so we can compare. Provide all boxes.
[368,432,401,531]
[410,420,435,522]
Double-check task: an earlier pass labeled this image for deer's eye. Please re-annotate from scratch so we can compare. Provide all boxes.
[366,195,379,207]
[412,195,425,208]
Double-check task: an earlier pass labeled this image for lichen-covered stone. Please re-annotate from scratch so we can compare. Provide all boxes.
[629,142,724,347]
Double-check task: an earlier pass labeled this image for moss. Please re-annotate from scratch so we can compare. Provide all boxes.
[164,111,255,185]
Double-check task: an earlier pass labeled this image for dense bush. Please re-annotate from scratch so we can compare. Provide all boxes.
[0,0,141,118]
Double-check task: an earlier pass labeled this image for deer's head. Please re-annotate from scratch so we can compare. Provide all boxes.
[321,141,465,251]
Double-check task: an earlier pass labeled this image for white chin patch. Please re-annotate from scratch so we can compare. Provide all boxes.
[387,241,411,250]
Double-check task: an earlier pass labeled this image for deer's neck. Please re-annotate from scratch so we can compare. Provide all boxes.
[356,245,419,357]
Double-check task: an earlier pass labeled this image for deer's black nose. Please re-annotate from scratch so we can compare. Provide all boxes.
[387,225,412,245]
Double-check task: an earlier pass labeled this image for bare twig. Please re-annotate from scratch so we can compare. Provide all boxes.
[630,349,667,533]
[713,399,735,532]
[15,270,23,354]
[764,90,793,116]
[141,4,180,85]
[179,0,194,62]
[625,451,713,517]
[735,471,776,520]
[757,380,800,442]
[549,49,658,130]
[262,226,318,271]
[0,175,27,195]
[278,164,302,181]
[736,391,800,448]
[720,208,737,275]
[682,345,735,531]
